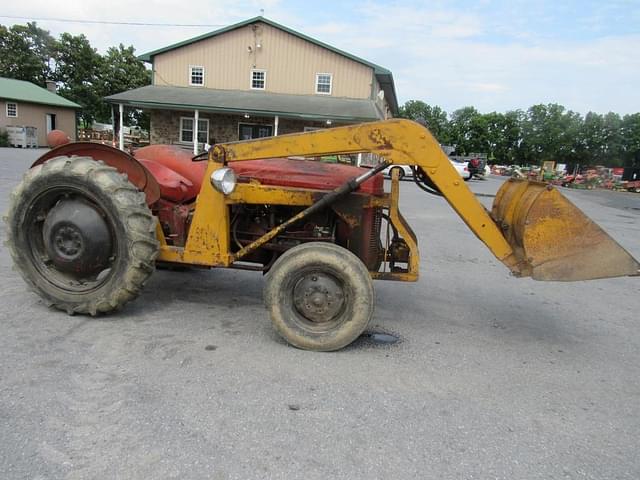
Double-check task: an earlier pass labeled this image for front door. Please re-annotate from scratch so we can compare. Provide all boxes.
[46,113,56,133]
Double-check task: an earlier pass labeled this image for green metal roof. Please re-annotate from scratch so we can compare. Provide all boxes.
[0,77,81,108]
[138,16,398,115]
[105,85,383,122]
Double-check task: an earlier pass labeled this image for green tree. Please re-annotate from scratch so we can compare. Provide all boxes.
[621,113,640,167]
[398,100,450,143]
[520,104,583,165]
[97,44,151,125]
[449,106,489,154]
[483,110,523,164]
[0,22,55,85]
[602,112,624,166]
[53,32,103,125]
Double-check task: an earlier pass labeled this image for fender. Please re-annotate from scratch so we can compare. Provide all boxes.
[32,142,161,205]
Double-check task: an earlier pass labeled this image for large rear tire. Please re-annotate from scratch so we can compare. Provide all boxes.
[264,242,374,351]
[5,156,159,315]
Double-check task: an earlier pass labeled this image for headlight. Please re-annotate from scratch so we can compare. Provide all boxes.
[210,167,237,195]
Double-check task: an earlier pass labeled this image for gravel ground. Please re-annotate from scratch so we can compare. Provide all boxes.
[1,147,639,480]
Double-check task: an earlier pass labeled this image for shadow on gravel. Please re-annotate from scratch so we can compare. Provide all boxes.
[123,267,264,318]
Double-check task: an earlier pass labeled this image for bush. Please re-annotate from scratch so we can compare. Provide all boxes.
[0,128,9,147]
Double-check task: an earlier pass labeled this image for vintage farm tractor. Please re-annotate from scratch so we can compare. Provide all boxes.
[5,120,639,350]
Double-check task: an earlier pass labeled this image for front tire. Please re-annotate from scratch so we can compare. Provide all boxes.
[264,242,374,351]
[5,156,159,315]
[391,167,405,180]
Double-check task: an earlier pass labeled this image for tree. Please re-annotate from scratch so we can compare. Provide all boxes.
[520,104,583,165]
[0,22,55,85]
[53,32,103,125]
[97,44,151,125]
[449,106,488,154]
[398,100,450,143]
[602,112,624,166]
[483,110,523,164]
[621,114,640,167]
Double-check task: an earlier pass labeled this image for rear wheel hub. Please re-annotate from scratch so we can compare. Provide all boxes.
[42,198,113,275]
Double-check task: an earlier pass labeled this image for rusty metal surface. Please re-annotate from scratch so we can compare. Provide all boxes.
[32,142,161,205]
[492,179,640,280]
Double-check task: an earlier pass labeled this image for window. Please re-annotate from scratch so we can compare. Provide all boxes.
[251,70,266,90]
[316,73,332,94]
[180,117,209,143]
[189,66,205,86]
[239,123,273,140]
[6,102,17,117]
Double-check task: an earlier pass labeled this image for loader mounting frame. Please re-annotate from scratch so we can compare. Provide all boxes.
[153,119,639,281]
[154,119,518,279]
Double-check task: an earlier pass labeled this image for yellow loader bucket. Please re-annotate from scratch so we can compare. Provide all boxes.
[492,179,640,281]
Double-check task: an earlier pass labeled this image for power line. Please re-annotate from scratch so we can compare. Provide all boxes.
[0,14,225,28]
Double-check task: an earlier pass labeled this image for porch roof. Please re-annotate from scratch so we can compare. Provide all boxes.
[105,85,384,122]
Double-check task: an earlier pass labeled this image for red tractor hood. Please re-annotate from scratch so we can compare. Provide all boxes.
[134,145,383,203]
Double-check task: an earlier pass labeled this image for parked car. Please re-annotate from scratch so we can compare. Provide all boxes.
[383,161,470,181]
[383,164,413,180]
[450,159,471,181]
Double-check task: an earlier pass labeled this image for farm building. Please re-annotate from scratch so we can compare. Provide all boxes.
[106,16,398,153]
[0,77,80,147]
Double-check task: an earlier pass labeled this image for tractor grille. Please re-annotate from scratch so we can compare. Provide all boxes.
[360,207,383,271]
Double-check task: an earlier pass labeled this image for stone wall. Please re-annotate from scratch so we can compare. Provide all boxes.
[150,109,340,145]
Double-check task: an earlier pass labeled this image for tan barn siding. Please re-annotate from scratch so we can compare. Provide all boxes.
[153,23,373,99]
[1,99,76,146]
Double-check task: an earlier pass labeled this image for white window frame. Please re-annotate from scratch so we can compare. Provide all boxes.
[315,73,332,95]
[238,122,274,140]
[250,69,266,90]
[179,116,209,144]
[189,65,205,87]
[6,102,18,118]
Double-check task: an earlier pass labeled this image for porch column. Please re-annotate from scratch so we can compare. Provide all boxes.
[118,103,124,151]
[274,115,279,136]
[111,105,115,148]
[194,109,199,155]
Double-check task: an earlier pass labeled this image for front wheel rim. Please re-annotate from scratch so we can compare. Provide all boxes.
[290,269,348,332]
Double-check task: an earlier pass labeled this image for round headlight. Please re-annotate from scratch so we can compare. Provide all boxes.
[210,167,237,195]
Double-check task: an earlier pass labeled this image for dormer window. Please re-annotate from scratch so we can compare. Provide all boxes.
[189,66,204,86]
[316,73,332,94]
[251,70,266,90]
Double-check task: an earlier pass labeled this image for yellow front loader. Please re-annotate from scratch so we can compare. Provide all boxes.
[6,120,639,351]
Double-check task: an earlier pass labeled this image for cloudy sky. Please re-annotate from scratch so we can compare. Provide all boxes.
[3,0,639,114]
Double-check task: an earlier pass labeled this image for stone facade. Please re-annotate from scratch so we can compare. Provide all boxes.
[150,109,336,146]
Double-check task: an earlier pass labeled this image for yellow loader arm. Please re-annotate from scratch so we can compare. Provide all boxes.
[213,119,639,281]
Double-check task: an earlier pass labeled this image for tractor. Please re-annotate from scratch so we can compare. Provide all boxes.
[5,120,639,350]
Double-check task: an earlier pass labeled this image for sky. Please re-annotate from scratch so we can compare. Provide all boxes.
[2,0,640,115]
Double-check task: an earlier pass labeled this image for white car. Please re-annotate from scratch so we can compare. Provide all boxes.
[382,164,413,180]
[383,161,471,181]
[450,159,472,181]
